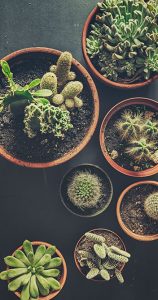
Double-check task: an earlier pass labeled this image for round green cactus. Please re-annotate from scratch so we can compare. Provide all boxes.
[61,81,83,99]
[67,171,103,210]
[56,51,72,87]
[40,72,57,96]
[144,192,158,221]
[125,137,156,162]
[0,240,62,300]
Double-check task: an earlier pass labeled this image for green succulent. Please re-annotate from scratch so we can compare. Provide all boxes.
[40,72,57,96]
[144,192,158,221]
[86,0,158,82]
[0,240,62,300]
[67,171,103,210]
[23,100,73,138]
[143,119,158,136]
[77,232,131,283]
[125,137,156,162]
[0,61,53,115]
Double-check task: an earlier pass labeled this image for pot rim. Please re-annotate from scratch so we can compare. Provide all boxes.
[82,5,158,89]
[99,97,158,177]
[60,163,113,218]
[12,241,67,300]
[74,228,126,281]
[116,181,158,241]
[0,47,99,168]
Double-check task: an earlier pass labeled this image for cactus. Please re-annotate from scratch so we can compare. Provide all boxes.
[74,97,83,108]
[143,119,158,136]
[86,0,158,83]
[0,240,62,300]
[23,101,73,138]
[65,98,75,109]
[144,192,158,221]
[61,81,83,99]
[115,110,143,140]
[40,72,57,96]
[125,137,156,162]
[77,231,131,283]
[52,94,64,105]
[67,171,103,210]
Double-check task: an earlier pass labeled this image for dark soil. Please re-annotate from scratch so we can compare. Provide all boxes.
[0,53,93,163]
[121,184,158,236]
[60,165,113,217]
[75,230,125,280]
[105,105,158,171]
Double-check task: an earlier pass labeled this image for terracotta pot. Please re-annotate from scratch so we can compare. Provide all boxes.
[100,97,158,177]
[12,241,67,300]
[116,181,158,242]
[82,5,158,89]
[0,47,99,168]
[60,164,113,217]
[74,228,126,281]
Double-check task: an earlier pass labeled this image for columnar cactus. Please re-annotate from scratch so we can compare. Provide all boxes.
[144,192,158,221]
[67,171,103,210]
[0,241,62,300]
[77,232,131,283]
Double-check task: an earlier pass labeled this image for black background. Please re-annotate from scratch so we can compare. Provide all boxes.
[0,1,158,299]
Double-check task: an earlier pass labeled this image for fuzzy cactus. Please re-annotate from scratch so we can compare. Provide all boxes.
[125,137,156,162]
[67,171,103,210]
[76,231,130,283]
[86,0,158,83]
[143,119,158,136]
[61,81,83,99]
[40,72,57,97]
[23,101,73,139]
[0,240,62,300]
[52,94,64,106]
[144,192,158,221]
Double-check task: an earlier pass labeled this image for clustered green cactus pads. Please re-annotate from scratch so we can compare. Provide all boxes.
[86,0,158,83]
[75,231,130,283]
[0,240,63,300]
[144,192,158,221]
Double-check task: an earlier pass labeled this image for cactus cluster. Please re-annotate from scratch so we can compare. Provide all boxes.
[77,232,131,283]
[67,171,103,210]
[112,108,158,165]
[144,192,158,221]
[0,240,62,300]
[23,100,73,139]
[40,52,84,110]
[86,0,158,83]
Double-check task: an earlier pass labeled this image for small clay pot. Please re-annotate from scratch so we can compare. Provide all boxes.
[0,47,99,168]
[74,228,126,281]
[12,241,67,300]
[60,164,113,217]
[116,181,158,242]
[82,5,158,89]
[100,97,158,177]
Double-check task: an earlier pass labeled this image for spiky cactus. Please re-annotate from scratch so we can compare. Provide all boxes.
[125,137,156,162]
[76,232,131,283]
[144,192,158,221]
[67,171,103,210]
[23,101,73,138]
[143,119,158,136]
[0,240,62,300]
[86,0,158,83]
[40,72,57,96]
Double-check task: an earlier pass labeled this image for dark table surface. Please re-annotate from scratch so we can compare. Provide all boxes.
[0,1,158,300]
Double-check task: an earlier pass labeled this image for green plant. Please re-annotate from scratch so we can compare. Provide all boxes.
[67,171,103,210]
[77,232,130,283]
[24,100,73,138]
[0,61,53,115]
[0,240,62,300]
[40,72,57,96]
[125,137,156,162]
[115,110,143,140]
[86,0,158,82]
[143,119,158,136]
[144,192,158,221]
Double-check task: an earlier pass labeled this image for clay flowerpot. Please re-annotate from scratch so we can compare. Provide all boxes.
[116,181,158,242]
[74,228,126,281]
[100,97,158,177]
[60,164,113,217]
[12,241,67,300]
[0,47,99,168]
[82,5,158,89]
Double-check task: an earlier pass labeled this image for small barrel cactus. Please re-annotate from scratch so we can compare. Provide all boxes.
[0,240,62,300]
[144,192,158,221]
[52,94,64,105]
[40,72,57,97]
[67,171,103,210]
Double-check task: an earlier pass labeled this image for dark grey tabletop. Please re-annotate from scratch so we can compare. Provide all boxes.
[0,1,158,300]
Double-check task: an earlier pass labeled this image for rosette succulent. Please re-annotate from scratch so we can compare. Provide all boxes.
[86,0,158,82]
[0,240,63,300]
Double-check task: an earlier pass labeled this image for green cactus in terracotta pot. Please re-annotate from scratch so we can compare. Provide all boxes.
[144,192,158,221]
[0,240,62,300]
